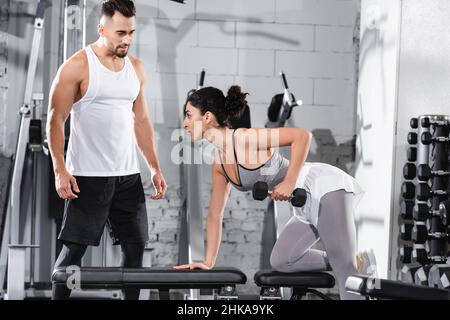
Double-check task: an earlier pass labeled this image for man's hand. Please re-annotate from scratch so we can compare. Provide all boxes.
[151,171,167,200]
[173,262,212,270]
[55,169,80,200]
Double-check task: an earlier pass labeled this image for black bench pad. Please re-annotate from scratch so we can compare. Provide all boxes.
[52,267,247,289]
[254,269,335,288]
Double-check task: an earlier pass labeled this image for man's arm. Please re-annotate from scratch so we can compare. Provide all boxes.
[46,57,83,199]
[131,58,167,199]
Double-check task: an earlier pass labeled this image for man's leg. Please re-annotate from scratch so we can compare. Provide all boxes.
[120,242,145,300]
[109,174,149,300]
[52,241,88,300]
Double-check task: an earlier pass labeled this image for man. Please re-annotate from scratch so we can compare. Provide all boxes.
[46,0,166,300]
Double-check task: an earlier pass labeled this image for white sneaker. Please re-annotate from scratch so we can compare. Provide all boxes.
[356,248,378,277]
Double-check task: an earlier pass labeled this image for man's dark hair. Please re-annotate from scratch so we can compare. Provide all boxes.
[101,0,136,18]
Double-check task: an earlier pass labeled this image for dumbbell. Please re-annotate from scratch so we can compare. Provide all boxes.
[410,117,419,129]
[421,117,431,128]
[428,265,450,289]
[412,244,430,265]
[414,265,432,285]
[403,163,416,180]
[401,200,414,219]
[430,255,449,264]
[421,117,450,128]
[416,183,449,201]
[399,246,413,264]
[407,132,418,145]
[412,223,428,244]
[416,164,450,181]
[413,221,448,244]
[407,147,417,162]
[400,223,413,241]
[413,203,432,221]
[439,200,450,226]
[401,182,415,199]
[421,132,450,145]
[252,181,307,207]
[400,264,422,284]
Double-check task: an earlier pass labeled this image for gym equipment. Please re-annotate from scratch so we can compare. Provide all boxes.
[400,223,413,241]
[407,147,417,162]
[403,163,416,180]
[416,164,450,181]
[412,244,430,265]
[400,264,422,284]
[252,181,307,208]
[427,264,450,289]
[411,223,428,244]
[178,69,207,300]
[413,203,433,221]
[401,181,415,199]
[414,265,433,286]
[398,115,449,293]
[52,267,246,300]
[420,117,450,128]
[421,132,450,145]
[254,270,335,300]
[416,183,448,201]
[427,216,449,263]
[407,132,418,145]
[185,69,205,99]
[400,246,413,264]
[266,72,303,128]
[345,275,450,300]
[400,200,414,219]
[0,0,49,300]
[439,200,450,226]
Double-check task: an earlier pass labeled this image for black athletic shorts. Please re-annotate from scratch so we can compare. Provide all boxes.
[58,173,149,246]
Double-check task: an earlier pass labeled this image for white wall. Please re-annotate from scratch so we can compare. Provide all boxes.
[355,0,402,279]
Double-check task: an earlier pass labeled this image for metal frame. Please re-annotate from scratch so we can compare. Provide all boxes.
[0,0,47,300]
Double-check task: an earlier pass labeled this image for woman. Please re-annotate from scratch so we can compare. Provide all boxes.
[174,86,374,300]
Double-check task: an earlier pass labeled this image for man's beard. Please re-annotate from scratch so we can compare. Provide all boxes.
[115,46,128,58]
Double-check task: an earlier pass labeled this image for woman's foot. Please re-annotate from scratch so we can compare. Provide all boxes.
[356,248,378,277]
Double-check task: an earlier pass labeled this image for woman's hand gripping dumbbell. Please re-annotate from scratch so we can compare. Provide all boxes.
[252,181,307,207]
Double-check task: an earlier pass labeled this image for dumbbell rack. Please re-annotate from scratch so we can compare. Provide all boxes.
[399,115,450,287]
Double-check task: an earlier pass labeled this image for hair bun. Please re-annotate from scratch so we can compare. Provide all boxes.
[225,85,248,122]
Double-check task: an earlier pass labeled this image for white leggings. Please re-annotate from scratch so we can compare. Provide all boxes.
[269,189,364,300]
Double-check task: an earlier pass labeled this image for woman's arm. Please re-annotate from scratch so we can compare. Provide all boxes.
[237,127,312,200]
[174,162,231,269]
[204,164,231,267]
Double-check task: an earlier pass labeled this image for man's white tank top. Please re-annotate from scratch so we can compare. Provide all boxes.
[66,45,141,176]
